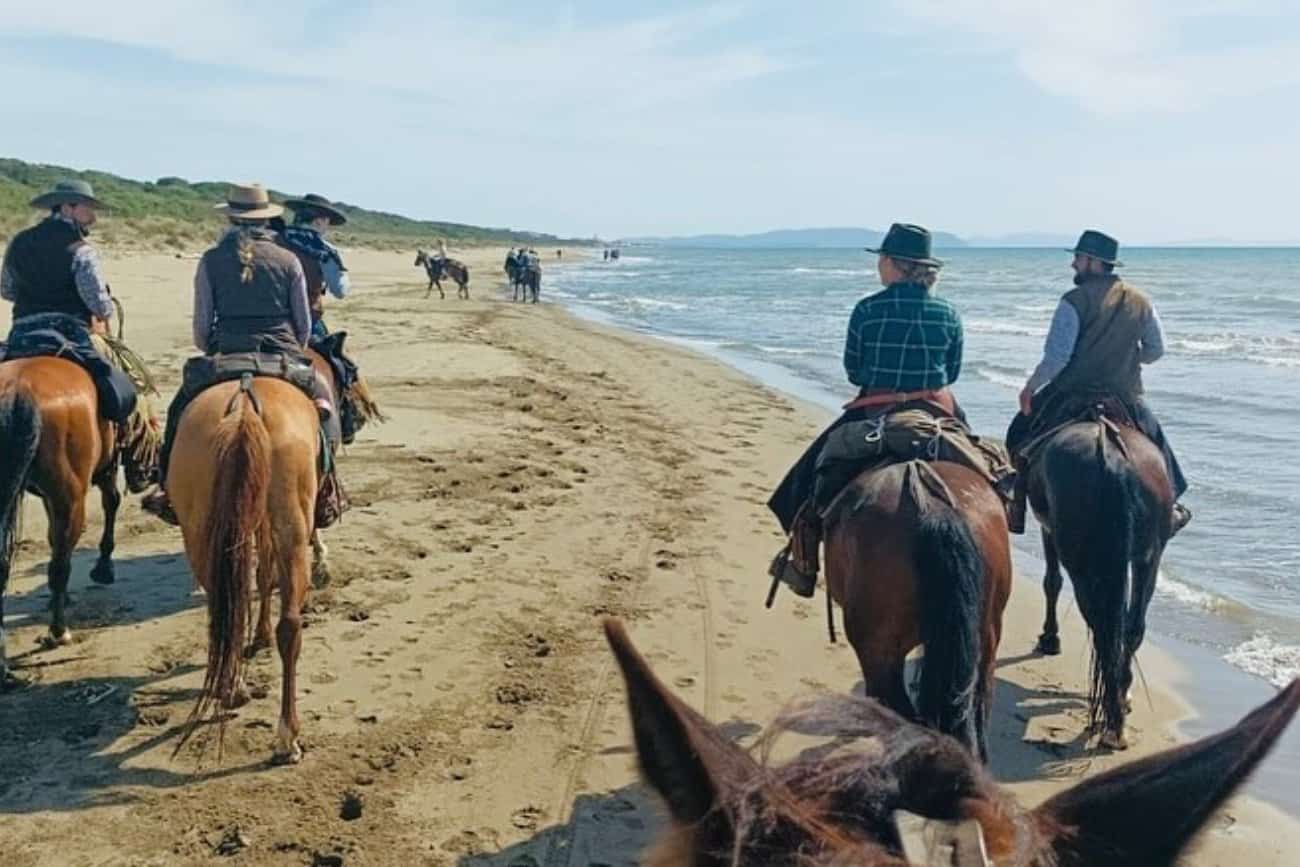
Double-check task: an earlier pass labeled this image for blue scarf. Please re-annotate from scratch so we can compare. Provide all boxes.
[280,225,346,271]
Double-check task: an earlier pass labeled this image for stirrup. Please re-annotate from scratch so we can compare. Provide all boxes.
[140,488,179,526]
[768,547,816,598]
[1170,502,1192,538]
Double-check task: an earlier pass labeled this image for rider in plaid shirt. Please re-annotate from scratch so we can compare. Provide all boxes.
[768,223,967,597]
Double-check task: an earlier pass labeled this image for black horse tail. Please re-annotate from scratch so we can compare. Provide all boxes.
[911,468,985,756]
[1086,427,1145,737]
[0,385,41,573]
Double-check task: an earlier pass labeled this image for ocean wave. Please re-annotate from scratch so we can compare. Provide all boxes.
[788,267,869,277]
[1157,575,1229,612]
[965,319,1047,338]
[1168,332,1300,365]
[628,296,689,311]
[1225,634,1300,688]
[972,365,1027,390]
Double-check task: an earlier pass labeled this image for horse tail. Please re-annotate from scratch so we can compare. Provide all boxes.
[1086,426,1143,737]
[910,466,985,752]
[177,387,272,757]
[0,386,41,574]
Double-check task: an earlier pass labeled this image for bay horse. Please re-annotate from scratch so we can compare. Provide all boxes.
[0,357,154,687]
[169,374,318,763]
[1027,417,1173,750]
[822,460,1011,762]
[606,618,1300,867]
[415,250,470,300]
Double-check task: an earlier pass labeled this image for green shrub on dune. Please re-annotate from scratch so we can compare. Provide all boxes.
[0,158,581,251]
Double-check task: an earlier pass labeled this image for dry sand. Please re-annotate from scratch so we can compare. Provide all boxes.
[0,245,1295,865]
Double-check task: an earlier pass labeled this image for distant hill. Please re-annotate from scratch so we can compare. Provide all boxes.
[629,226,968,249]
[0,158,585,250]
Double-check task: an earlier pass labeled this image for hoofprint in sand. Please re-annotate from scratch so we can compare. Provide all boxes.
[0,247,1294,865]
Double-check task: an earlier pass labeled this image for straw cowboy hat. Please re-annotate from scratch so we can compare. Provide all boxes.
[284,193,348,226]
[29,179,106,210]
[215,183,284,220]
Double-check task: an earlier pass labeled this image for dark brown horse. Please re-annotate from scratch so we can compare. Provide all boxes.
[0,357,153,687]
[822,460,1011,761]
[415,250,470,300]
[1028,420,1172,749]
[606,618,1300,867]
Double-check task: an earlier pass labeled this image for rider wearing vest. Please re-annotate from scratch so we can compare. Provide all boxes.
[767,224,968,598]
[1,180,160,478]
[1006,230,1190,536]
[142,183,344,524]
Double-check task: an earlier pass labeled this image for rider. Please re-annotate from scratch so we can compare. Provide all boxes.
[1006,229,1190,536]
[0,179,160,486]
[767,223,972,597]
[278,193,351,340]
[141,183,345,524]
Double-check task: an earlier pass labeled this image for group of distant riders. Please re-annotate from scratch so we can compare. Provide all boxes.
[504,246,542,302]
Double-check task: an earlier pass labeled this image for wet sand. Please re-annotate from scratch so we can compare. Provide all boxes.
[0,246,1295,865]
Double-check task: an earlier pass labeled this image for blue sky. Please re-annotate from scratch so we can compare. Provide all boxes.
[2,1,1299,242]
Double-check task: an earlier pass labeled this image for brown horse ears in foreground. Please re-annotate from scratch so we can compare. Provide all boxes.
[603,618,1300,867]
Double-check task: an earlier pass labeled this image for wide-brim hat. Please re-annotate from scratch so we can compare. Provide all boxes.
[29,179,106,210]
[284,192,347,226]
[215,182,284,219]
[1067,229,1123,266]
[865,222,943,267]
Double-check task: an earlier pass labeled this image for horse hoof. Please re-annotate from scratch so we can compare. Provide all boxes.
[37,629,74,650]
[311,562,332,590]
[222,687,252,709]
[1098,730,1129,751]
[90,561,116,585]
[270,742,304,765]
[1035,634,1061,656]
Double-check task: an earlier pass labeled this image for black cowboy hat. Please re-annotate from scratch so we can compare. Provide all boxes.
[29,179,106,210]
[864,222,943,267]
[1067,229,1123,266]
[284,193,348,226]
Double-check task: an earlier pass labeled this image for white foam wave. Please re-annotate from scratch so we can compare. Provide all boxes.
[1157,574,1227,612]
[1225,634,1300,688]
[628,296,688,311]
[788,267,868,277]
[754,344,817,357]
[974,367,1026,390]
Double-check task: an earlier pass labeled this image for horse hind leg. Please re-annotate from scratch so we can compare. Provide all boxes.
[41,493,86,647]
[272,537,310,764]
[89,468,121,586]
[1035,529,1064,655]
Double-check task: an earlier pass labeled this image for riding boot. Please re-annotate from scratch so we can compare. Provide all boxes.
[315,469,349,529]
[768,503,820,598]
[140,486,179,526]
[1007,472,1028,535]
[1170,502,1193,538]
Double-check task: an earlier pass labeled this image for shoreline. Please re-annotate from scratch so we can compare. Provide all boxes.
[0,247,1294,865]
[548,267,1300,818]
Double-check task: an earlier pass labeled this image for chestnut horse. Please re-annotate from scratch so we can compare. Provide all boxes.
[169,375,318,762]
[606,618,1300,867]
[822,460,1011,761]
[1027,419,1173,750]
[0,357,153,687]
[415,250,471,300]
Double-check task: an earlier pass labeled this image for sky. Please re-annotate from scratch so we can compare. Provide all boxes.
[2,1,1300,242]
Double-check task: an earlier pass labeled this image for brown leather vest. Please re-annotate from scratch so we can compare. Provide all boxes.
[199,228,302,354]
[1052,275,1153,399]
[282,243,325,322]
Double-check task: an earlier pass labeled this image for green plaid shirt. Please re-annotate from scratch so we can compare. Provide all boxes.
[843,282,963,391]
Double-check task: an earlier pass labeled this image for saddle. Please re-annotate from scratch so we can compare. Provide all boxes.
[0,319,137,424]
[1019,392,1138,469]
[813,401,1014,518]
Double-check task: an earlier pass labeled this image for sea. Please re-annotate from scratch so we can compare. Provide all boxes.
[547,246,1300,692]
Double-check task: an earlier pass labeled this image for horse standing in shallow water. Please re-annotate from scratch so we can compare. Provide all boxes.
[1027,415,1172,750]
[415,250,470,300]
[168,375,320,763]
[606,618,1300,867]
[0,357,154,687]
[821,460,1011,761]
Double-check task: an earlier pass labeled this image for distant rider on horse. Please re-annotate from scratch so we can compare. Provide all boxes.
[1005,230,1190,536]
[0,179,160,478]
[767,223,1012,598]
[142,183,346,525]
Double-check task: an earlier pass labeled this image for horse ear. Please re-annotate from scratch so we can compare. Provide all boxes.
[604,618,758,825]
[1034,679,1300,866]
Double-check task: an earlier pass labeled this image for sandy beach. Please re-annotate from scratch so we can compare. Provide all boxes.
[0,246,1295,866]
